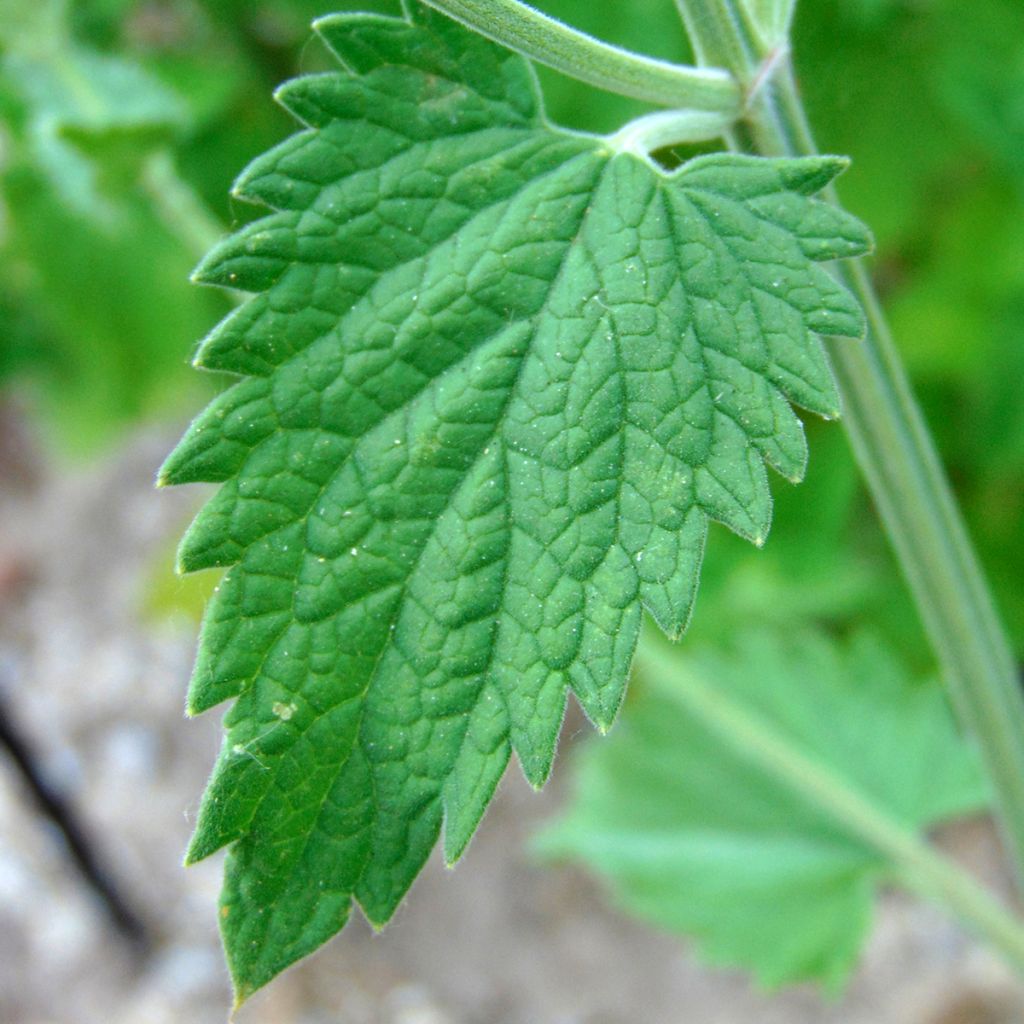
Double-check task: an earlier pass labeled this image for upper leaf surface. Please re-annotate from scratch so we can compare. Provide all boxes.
[536,631,987,991]
[161,1,870,1000]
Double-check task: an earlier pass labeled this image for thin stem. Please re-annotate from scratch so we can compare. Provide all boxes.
[672,0,765,77]
[419,0,741,113]
[637,641,1024,973]
[607,109,734,156]
[677,3,1024,886]
[141,150,224,262]
[742,0,797,44]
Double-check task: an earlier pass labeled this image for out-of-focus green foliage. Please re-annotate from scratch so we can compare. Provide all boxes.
[792,0,1024,649]
[538,630,987,991]
[0,0,216,452]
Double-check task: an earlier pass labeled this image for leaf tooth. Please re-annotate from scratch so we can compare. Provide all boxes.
[565,547,642,730]
[187,630,255,718]
[675,153,849,199]
[634,510,708,641]
[231,129,323,211]
[315,5,539,126]
[184,740,248,862]
[441,685,512,865]
[192,213,299,291]
[749,192,873,261]
[803,265,866,340]
[750,289,842,419]
[752,392,809,484]
[273,73,352,130]
[511,683,568,790]
[569,607,643,733]
[695,415,773,546]
[185,543,299,715]
[698,349,809,483]
[488,535,579,787]
[158,378,275,487]
[194,296,337,376]
[313,14,416,74]
[176,484,246,574]
[774,155,851,196]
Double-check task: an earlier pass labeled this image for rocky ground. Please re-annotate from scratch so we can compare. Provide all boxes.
[2,422,1023,1024]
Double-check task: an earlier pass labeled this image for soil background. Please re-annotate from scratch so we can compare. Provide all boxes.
[2,426,1023,1024]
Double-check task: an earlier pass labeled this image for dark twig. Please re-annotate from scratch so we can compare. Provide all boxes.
[0,687,152,952]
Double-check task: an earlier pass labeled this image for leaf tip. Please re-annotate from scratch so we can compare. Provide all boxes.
[362,908,389,935]
[442,821,472,867]
[270,79,301,116]
[189,257,219,288]
[821,154,851,177]
[155,449,186,490]
[522,763,550,792]
[229,981,253,1016]
[310,13,345,36]
[182,834,204,866]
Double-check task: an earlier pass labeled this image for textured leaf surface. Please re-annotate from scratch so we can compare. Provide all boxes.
[537,631,987,990]
[161,2,869,999]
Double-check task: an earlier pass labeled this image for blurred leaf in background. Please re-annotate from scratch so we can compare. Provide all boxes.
[0,0,220,453]
[537,631,988,991]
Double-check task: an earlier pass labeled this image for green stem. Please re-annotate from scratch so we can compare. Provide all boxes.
[677,3,1024,887]
[637,641,1024,973]
[672,0,763,74]
[607,109,735,154]
[141,150,224,263]
[419,0,741,113]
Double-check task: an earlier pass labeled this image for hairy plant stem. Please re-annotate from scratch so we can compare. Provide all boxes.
[638,641,1024,974]
[607,109,736,154]
[419,0,741,113]
[677,0,1024,892]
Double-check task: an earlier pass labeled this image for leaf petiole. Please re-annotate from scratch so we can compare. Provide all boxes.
[606,108,733,156]
[419,0,742,113]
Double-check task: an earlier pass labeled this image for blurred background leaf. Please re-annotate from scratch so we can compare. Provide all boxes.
[537,630,988,991]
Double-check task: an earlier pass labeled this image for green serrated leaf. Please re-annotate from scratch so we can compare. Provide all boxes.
[161,1,870,1001]
[536,631,988,991]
